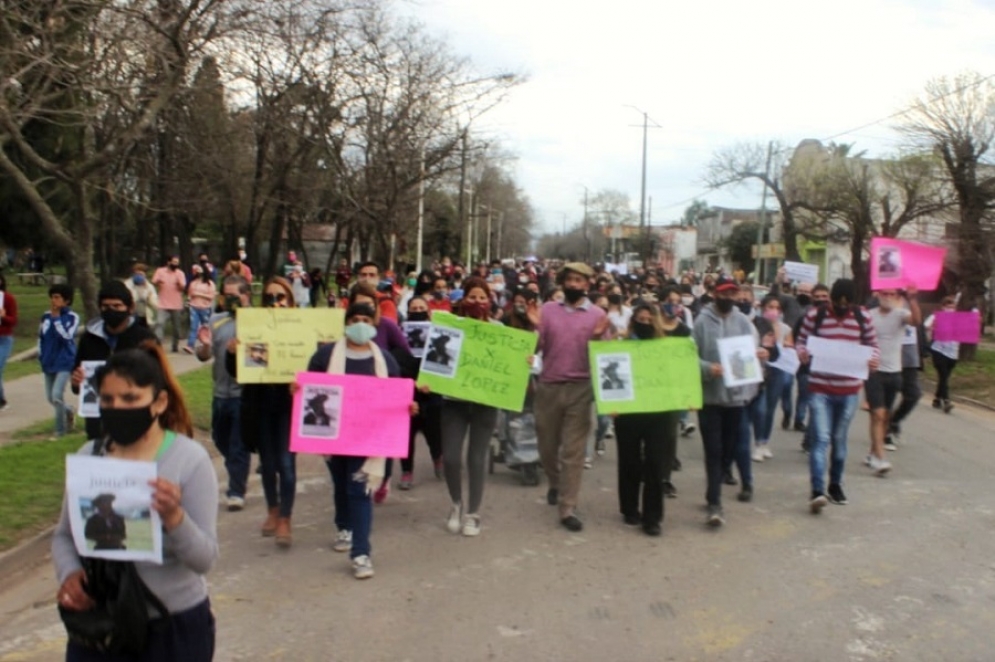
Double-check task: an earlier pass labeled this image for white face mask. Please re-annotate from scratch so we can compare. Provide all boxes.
[344,322,377,344]
[681,296,693,306]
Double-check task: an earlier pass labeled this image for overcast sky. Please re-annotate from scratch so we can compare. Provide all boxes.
[402,0,995,235]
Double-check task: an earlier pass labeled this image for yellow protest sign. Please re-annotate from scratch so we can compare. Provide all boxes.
[236,308,345,383]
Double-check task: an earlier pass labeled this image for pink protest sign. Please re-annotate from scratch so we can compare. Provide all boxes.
[290,372,413,457]
[869,237,945,292]
[932,311,981,344]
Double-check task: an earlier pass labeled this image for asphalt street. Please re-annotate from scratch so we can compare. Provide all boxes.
[2,399,995,661]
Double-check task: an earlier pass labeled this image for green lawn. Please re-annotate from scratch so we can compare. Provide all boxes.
[0,365,213,552]
[923,347,995,407]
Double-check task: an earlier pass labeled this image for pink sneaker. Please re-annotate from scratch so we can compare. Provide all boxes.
[373,479,391,504]
[398,472,414,490]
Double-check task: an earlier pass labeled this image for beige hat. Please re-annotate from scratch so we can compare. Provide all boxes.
[562,262,594,278]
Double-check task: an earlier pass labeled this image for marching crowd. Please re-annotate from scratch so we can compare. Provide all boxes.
[0,250,964,661]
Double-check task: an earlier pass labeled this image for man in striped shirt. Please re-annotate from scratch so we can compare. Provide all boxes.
[796,279,880,513]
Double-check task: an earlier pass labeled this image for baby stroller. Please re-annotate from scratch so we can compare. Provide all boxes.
[490,375,541,486]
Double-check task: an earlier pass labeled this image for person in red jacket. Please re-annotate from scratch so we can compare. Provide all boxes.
[0,273,18,411]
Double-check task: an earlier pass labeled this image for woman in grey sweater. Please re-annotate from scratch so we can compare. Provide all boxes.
[52,343,219,661]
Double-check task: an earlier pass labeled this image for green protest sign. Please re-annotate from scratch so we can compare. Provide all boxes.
[588,337,703,414]
[416,312,537,412]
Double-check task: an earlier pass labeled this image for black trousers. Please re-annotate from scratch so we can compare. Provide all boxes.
[931,350,958,400]
[698,405,744,507]
[889,367,922,431]
[614,411,679,525]
[401,393,443,473]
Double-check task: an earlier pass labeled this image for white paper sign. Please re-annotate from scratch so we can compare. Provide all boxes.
[717,335,763,387]
[604,262,628,276]
[901,324,918,346]
[595,353,635,402]
[66,455,163,563]
[784,261,819,285]
[78,361,106,419]
[768,347,801,375]
[420,326,463,378]
[402,321,431,359]
[807,336,874,380]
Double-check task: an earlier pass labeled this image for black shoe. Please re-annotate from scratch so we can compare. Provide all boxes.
[546,488,558,505]
[810,491,828,514]
[781,414,790,430]
[723,470,738,486]
[623,514,641,526]
[522,464,540,486]
[642,522,662,537]
[943,399,954,413]
[662,481,678,498]
[672,457,682,472]
[707,505,724,527]
[827,484,848,505]
[737,485,753,502]
[793,421,807,432]
[560,514,583,532]
[680,422,696,437]
[932,398,942,409]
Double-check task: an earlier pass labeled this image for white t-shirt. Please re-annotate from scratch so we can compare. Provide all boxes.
[607,307,632,335]
[870,306,912,373]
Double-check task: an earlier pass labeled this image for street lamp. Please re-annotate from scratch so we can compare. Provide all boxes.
[624,105,660,267]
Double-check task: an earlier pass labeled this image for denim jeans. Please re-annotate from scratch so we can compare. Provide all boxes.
[794,371,811,427]
[699,405,744,506]
[759,368,793,443]
[779,371,794,422]
[808,392,859,494]
[326,455,373,559]
[187,306,212,348]
[211,397,250,498]
[44,371,72,436]
[0,335,12,404]
[256,395,296,517]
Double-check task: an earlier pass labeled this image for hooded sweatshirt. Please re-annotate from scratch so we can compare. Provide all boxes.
[692,303,760,407]
[38,307,81,373]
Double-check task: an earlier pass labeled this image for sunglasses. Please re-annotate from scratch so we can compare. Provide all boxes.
[263,292,288,304]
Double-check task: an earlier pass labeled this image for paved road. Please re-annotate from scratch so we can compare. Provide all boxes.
[0,352,204,443]
[2,399,995,661]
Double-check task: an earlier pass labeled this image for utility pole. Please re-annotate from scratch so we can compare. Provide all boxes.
[755,140,774,284]
[458,131,468,266]
[485,207,492,263]
[415,148,425,272]
[582,186,590,263]
[639,110,648,267]
[466,190,474,267]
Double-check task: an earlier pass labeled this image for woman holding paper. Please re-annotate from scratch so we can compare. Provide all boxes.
[431,277,501,537]
[925,296,960,413]
[52,342,219,660]
[304,302,405,579]
[612,303,681,536]
[753,296,795,462]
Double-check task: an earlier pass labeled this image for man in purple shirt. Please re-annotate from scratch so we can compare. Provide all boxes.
[535,262,609,532]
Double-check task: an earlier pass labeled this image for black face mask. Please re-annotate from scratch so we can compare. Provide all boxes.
[563,288,586,304]
[224,295,241,314]
[607,294,623,305]
[736,301,753,315]
[433,290,445,301]
[101,309,130,330]
[833,304,850,318]
[715,298,734,314]
[797,294,812,307]
[632,321,656,340]
[407,311,429,322]
[168,263,178,271]
[101,405,156,446]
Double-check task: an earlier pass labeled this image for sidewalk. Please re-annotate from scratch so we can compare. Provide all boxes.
[0,352,206,444]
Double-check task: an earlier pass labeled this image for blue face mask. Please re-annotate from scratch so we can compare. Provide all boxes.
[344,322,377,345]
[132,275,146,285]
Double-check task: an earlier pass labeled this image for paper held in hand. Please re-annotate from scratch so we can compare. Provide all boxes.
[784,261,819,285]
[78,361,105,419]
[806,336,874,380]
[768,347,801,375]
[716,335,763,388]
[65,455,163,564]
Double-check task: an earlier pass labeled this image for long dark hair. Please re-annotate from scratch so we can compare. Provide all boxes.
[95,341,193,436]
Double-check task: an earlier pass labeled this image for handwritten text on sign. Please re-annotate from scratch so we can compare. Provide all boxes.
[588,337,703,414]
[416,312,537,412]
[236,308,345,383]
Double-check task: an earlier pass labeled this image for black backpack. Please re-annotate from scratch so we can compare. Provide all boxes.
[58,439,170,655]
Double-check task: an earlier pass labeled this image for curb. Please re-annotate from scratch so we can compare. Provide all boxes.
[0,528,53,582]
[920,378,995,413]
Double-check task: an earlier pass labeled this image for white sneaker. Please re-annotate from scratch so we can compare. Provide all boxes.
[333,529,352,553]
[584,458,593,469]
[461,514,481,537]
[751,447,765,462]
[868,456,892,476]
[762,446,774,459]
[352,555,374,579]
[446,503,462,534]
[226,495,245,512]
[863,454,873,467]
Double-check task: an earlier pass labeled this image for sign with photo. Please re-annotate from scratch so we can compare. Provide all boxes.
[415,312,537,412]
[869,237,945,292]
[402,321,431,359]
[236,308,345,383]
[290,372,413,457]
[78,361,105,419]
[65,455,163,563]
[588,338,702,414]
[716,335,763,388]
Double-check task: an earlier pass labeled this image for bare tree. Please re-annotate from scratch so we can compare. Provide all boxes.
[704,141,804,261]
[899,73,995,323]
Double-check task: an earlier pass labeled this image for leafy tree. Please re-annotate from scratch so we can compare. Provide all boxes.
[720,221,760,273]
